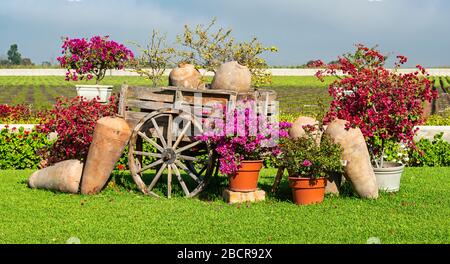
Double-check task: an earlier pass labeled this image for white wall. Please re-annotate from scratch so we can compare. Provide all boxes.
[1,68,449,76]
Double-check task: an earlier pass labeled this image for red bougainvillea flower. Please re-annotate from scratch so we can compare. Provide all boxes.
[38,95,118,165]
[316,44,438,167]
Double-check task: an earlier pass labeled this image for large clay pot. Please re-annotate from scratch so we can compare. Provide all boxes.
[211,61,251,92]
[422,100,432,120]
[169,63,204,89]
[228,160,263,192]
[28,160,84,194]
[289,116,322,144]
[80,117,132,195]
[324,119,378,199]
[288,177,327,205]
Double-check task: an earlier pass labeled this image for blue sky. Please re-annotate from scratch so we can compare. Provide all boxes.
[0,0,449,67]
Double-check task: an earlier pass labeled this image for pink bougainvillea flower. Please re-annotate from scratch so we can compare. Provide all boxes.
[57,35,134,84]
[302,159,312,167]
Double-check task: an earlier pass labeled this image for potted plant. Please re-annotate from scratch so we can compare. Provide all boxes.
[57,35,134,102]
[197,100,290,192]
[316,44,438,192]
[277,124,343,205]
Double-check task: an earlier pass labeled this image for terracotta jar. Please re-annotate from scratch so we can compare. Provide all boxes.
[228,160,263,192]
[211,61,251,92]
[288,177,327,205]
[80,116,132,195]
[169,63,204,89]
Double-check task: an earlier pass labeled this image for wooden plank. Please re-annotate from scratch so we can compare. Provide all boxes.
[124,111,149,128]
[178,94,230,106]
[126,86,175,102]
[127,99,174,111]
[162,86,239,96]
[118,84,128,117]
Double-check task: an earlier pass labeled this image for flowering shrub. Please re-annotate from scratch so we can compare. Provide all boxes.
[57,35,134,83]
[38,96,117,165]
[0,104,45,124]
[409,133,450,167]
[197,100,290,175]
[0,126,54,169]
[277,122,343,179]
[316,44,438,168]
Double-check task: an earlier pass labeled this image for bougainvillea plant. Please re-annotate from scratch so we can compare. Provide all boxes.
[38,95,117,165]
[57,35,134,84]
[0,104,45,124]
[197,100,291,175]
[315,44,438,168]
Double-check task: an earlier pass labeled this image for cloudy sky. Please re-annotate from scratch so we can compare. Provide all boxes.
[0,0,449,67]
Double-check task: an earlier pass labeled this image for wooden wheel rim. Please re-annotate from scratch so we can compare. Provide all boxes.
[128,108,214,198]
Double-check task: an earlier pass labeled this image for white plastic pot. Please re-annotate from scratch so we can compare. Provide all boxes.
[373,162,405,192]
[75,85,113,103]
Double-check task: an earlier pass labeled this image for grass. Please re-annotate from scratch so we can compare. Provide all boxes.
[0,167,449,244]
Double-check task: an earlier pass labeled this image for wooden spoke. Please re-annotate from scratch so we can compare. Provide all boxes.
[167,114,173,147]
[138,159,164,174]
[175,140,201,154]
[133,151,162,159]
[167,165,172,198]
[175,160,201,183]
[147,163,167,192]
[196,164,208,175]
[178,155,199,162]
[188,181,208,198]
[151,118,167,148]
[137,131,164,153]
[129,109,215,199]
[134,157,142,172]
[184,159,208,178]
[171,164,190,196]
[172,120,192,149]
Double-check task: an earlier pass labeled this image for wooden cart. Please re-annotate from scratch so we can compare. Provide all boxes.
[118,84,277,198]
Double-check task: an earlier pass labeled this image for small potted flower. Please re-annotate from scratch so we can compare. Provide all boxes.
[57,35,134,102]
[198,100,290,192]
[316,44,437,192]
[277,125,343,205]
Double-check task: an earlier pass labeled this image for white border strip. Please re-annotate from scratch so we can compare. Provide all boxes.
[0,68,449,76]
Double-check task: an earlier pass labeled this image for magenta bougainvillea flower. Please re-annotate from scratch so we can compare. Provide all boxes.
[302,159,312,167]
[197,100,291,175]
[57,35,134,84]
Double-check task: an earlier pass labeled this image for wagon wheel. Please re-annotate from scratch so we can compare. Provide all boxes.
[128,108,215,198]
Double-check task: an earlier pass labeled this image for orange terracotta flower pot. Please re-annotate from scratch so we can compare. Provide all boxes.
[228,160,263,192]
[288,177,327,205]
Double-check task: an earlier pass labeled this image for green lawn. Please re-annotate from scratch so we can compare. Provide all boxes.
[0,167,449,244]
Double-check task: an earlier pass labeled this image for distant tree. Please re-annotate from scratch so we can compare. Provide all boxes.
[21,58,33,66]
[0,55,9,66]
[7,44,22,65]
[41,61,52,67]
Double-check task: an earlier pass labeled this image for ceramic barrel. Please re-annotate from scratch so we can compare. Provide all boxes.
[80,117,131,195]
[28,159,84,194]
